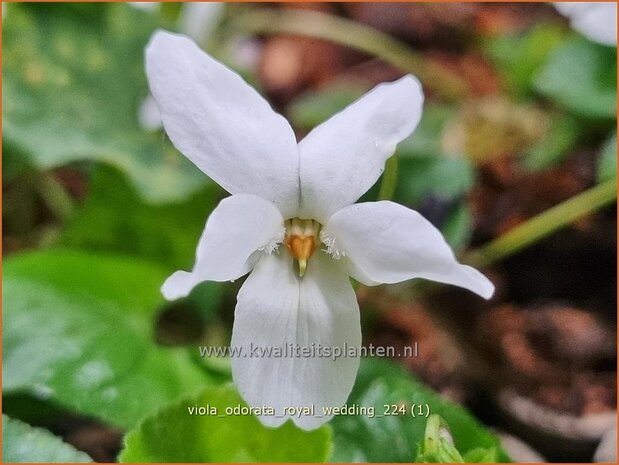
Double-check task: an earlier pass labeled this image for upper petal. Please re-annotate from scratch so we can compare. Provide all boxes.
[146,30,300,218]
[161,194,284,300]
[231,251,361,430]
[297,75,424,222]
[323,201,495,299]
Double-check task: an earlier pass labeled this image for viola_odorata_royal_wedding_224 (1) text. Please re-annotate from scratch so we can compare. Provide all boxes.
[146,29,494,430]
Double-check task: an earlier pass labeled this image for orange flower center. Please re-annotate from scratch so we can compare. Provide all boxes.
[284,218,321,276]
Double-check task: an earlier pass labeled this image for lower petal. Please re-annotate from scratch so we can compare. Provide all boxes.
[231,251,361,430]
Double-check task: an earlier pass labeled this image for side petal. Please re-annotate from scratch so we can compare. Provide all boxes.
[161,194,284,300]
[146,30,300,218]
[297,75,424,222]
[231,252,361,430]
[323,201,495,299]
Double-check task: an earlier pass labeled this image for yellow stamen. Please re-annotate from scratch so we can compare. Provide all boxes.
[284,218,321,277]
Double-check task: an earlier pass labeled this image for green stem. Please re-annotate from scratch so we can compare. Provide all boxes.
[227,8,468,100]
[467,178,617,267]
[378,156,399,201]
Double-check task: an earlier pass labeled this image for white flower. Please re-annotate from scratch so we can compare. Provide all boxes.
[146,30,494,430]
[554,2,617,46]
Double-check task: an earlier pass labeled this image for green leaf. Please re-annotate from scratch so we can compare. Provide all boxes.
[329,359,509,462]
[485,24,567,96]
[2,3,205,202]
[533,37,617,119]
[395,156,474,205]
[597,131,617,182]
[60,165,222,271]
[119,384,332,462]
[2,414,92,463]
[3,249,212,429]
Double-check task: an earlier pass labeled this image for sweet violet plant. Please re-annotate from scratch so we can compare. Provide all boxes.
[146,30,494,430]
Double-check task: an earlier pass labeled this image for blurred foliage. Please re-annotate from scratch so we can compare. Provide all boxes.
[523,112,580,171]
[119,385,332,462]
[533,37,617,119]
[2,414,93,463]
[59,165,223,271]
[3,249,213,429]
[3,3,205,202]
[485,24,567,98]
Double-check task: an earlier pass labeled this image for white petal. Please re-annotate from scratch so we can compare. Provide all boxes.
[323,201,494,299]
[297,75,424,223]
[343,257,381,287]
[231,251,361,430]
[161,194,284,300]
[146,30,300,218]
[555,2,617,46]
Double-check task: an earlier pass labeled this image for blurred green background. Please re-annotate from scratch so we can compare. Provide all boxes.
[2,2,617,463]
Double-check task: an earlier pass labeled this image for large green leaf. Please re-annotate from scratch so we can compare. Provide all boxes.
[533,37,617,119]
[2,3,205,201]
[3,249,212,429]
[119,385,332,462]
[329,359,509,462]
[2,414,92,463]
